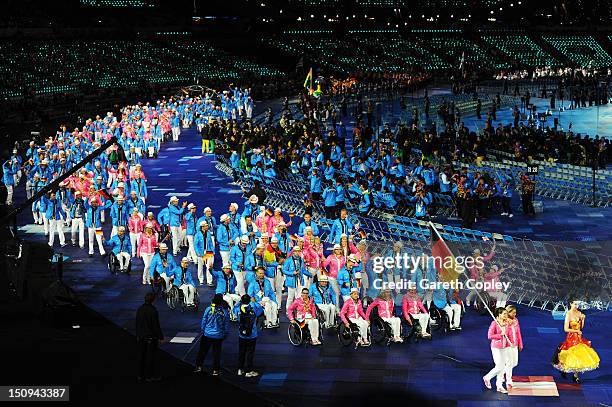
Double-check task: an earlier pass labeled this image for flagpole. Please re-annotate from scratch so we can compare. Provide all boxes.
[427,221,514,346]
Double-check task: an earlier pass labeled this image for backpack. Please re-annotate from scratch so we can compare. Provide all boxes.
[239,305,256,337]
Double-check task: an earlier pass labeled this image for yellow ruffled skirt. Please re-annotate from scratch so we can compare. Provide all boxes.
[555,343,600,373]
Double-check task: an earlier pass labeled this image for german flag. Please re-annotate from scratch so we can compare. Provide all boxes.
[290,233,299,241]
[265,208,273,217]
[429,222,461,283]
[359,229,367,239]
[97,188,114,202]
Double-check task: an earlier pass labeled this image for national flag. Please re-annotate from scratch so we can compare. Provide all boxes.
[97,188,114,202]
[265,208,273,217]
[507,376,559,397]
[290,233,299,241]
[359,229,367,239]
[429,222,461,283]
[303,67,313,90]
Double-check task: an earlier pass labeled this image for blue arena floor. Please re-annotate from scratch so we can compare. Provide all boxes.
[12,126,612,407]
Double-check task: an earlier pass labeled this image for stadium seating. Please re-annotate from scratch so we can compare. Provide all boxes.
[482,35,560,68]
[0,40,285,100]
[542,35,612,68]
[80,0,157,7]
[420,35,510,71]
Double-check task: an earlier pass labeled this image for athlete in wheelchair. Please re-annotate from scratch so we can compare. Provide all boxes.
[246,266,279,329]
[105,226,132,274]
[287,287,322,346]
[309,274,337,329]
[430,286,462,333]
[401,288,432,339]
[149,243,177,295]
[365,289,404,345]
[338,288,370,347]
[166,257,199,310]
[213,264,241,321]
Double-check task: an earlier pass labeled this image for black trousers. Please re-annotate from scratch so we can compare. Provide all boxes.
[521,194,535,215]
[455,197,464,219]
[137,337,159,379]
[477,198,489,218]
[195,336,223,370]
[238,338,257,372]
[461,199,475,228]
[501,197,512,214]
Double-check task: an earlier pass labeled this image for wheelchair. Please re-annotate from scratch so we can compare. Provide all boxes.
[369,307,394,346]
[150,273,169,297]
[400,313,431,343]
[360,296,389,345]
[255,304,280,330]
[337,321,369,349]
[166,284,200,311]
[363,298,407,346]
[288,306,326,346]
[107,252,131,275]
[428,303,451,333]
[473,291,496,316]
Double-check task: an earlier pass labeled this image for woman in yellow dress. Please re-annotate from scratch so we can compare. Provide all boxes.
[552,299,600,383]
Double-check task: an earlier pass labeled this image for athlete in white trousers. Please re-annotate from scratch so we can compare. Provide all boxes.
[483,309,511,394]
[267,265,284,310]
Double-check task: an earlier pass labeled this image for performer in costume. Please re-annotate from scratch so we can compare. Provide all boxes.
[553,299,600,383]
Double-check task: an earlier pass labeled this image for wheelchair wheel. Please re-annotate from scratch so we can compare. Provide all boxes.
[192,289,200,310]
[256,314,266,331]
[166,286,179,310]
[107,254,117,274]
[337,323,356,347]
[474,291,492,316]
[400,317,416,342]
[429,306,444,332]
[371,318,390,345]
[288,322,304,346]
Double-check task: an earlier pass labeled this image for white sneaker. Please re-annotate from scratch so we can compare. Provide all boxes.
[245,371,259,377]
[500,212,507,216]
[508,214,514,218]
[237,369,244,376]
